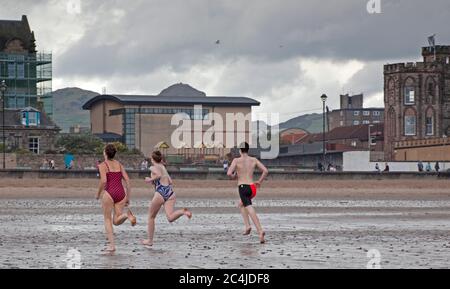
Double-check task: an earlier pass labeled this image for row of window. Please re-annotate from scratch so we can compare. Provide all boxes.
[404,84,438,105]
[350,120,382,126]
[352,111,382,117]
[110,107,210,120]
[404,116,434,136]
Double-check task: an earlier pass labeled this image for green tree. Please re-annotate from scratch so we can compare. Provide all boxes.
[56,133,104,154]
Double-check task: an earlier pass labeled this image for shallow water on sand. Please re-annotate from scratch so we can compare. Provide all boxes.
[1,197,449,269]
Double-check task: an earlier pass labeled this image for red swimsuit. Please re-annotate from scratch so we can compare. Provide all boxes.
[104,161,126,203]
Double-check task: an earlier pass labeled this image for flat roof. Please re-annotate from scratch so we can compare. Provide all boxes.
[82,94,260,110]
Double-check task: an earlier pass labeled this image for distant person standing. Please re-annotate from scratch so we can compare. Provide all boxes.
[435,162,440,172]
[418,161,424,172]
[317,162,324,172]
[383,163,390,172]
[426,162,432,172]
[375,163,380,173]
[223,159,229,172]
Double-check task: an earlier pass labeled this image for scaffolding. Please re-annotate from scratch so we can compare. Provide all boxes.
[0,51,52,118]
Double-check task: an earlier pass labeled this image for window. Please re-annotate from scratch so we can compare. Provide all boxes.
[426,109,434,136]
[426,117,434,136]
[353,120,360,125]
[351,141,357,147]
[447,57,450,64]
[363,120,370,125]
[8,63,15,78]
[17,63,24,79]
[21,111,40,126]
[404,87,415,105]
[28,112,38,126]
[353,111,360,116]
[363,111,370,116]
[29,137,39,154]
[373,111,381,116]
[428,82,435,97]
[373,120,381,124]
[404,110,416,136]
[339,121,344,126]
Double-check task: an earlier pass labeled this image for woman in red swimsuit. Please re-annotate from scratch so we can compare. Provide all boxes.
[96,144,136,253]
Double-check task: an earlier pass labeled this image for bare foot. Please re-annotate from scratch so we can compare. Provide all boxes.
[127,209,137,226]
[259,232,266,244]
[183,208,193,219]
[243,227,252,235]
[142,239,153,247]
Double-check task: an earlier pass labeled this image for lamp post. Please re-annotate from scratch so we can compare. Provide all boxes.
[0,80,7,170]
[368,124,375,150]
[321,94,328,168]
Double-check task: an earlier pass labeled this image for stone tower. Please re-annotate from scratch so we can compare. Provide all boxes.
[384,45,450,161]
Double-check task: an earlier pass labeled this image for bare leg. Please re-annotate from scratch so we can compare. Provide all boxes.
[101,193,116,251]
[164,196,192,222]
[246,205,265,243]
[238,201,251,235]
[113,197,129,226]
[142,193,164,247]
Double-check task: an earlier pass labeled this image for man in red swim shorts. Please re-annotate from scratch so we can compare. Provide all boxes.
[227,142,269,244]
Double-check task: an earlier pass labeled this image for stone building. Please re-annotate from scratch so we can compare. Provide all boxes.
[328,94,384,131]
[0,107,59,154]
[384,45,450,161]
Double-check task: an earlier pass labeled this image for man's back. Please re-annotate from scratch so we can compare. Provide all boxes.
[234,155,258,185]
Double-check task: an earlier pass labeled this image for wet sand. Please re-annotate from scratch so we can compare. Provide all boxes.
[0,179,449,269]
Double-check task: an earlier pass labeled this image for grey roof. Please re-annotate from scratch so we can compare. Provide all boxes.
[83,94,260,109]
[0,15,35,53]
[0,108,59,130]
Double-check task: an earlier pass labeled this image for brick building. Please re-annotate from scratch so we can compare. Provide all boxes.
[328,94,384,131]
[384,45,450,161]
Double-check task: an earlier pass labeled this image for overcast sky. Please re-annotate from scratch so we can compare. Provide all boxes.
[1,0,449,123]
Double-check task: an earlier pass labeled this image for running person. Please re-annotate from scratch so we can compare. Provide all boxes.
[96,144,136,253]
[142,151,192,247]
[227,142,268,244]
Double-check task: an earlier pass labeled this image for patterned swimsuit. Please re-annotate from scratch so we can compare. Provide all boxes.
[104,161,126,203]
[151,166,175,202]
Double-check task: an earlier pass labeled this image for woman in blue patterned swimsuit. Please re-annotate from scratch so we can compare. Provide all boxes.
[142,151,192,247]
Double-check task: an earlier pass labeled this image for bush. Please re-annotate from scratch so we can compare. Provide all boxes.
[56,133,104,154]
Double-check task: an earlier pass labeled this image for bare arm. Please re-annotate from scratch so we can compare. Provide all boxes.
[145,166,162,183]
[255,159,269,186]
[96,164,107,200]
[227,159,237,179]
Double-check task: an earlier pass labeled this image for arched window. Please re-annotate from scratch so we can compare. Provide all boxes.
[404,108,416,136]
[404,77,416,105]
[388,107,396,138]
[425,108,435,136]
[425,77,437,104]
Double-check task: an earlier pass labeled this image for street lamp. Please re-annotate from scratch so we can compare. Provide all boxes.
[321,94,328,169]
[0,80,7,170]
[368,124,375,150]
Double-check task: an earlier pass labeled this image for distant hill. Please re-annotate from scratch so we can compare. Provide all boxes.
[52,87,99,132]
[278,113,325,133]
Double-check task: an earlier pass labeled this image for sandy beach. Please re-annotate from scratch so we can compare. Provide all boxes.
[0,178,449,269]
